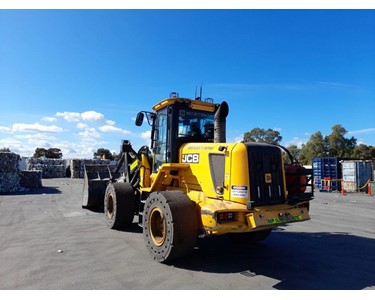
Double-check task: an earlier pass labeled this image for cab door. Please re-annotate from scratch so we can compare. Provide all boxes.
[153,108,169,172]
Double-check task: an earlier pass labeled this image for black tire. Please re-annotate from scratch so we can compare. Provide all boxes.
[143,191,198,263]
[104,182,135,229]
[228,229,272,245]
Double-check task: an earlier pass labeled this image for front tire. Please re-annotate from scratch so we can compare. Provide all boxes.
[143,191,198,262]
[104,182,135,229]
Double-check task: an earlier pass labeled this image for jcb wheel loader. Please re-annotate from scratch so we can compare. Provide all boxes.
[82,93,313,263]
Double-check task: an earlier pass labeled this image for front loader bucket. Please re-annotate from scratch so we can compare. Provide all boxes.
[82,164,113,211]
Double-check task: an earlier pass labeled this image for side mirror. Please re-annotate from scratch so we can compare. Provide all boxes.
[135,112,144,126]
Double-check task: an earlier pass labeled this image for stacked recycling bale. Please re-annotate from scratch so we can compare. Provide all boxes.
[66,159,125,179]
[26,158,66,178]
[69,159,81,178]
[0,152,21,193]
[80,159,108,178]
[19,170,42,188]
[78,159,111,178]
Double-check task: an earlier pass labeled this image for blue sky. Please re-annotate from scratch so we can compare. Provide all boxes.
[0,9,374,158]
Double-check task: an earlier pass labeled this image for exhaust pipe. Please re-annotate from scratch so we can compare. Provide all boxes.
[214,101,229,143]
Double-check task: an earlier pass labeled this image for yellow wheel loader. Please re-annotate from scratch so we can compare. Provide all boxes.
[82,92,313,262]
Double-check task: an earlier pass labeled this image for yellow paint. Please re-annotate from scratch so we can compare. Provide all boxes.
[130,159,138,172]
[152,97,216,112]
[140,154,151,188]
[137,96,311,236]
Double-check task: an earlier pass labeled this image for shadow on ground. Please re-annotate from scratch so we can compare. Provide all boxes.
[2,185,61,196]
[171,230,375,290]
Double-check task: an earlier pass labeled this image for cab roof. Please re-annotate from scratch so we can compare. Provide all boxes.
[152,97,217,113]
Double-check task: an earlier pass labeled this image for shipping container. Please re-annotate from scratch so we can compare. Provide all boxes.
[312,157,342,192]
[342,160,372,192]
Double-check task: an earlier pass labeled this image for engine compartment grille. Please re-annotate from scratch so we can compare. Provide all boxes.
[246,143,286,206]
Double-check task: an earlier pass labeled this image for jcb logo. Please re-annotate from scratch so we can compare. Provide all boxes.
[265,173,272,183]
[182,154,199,164]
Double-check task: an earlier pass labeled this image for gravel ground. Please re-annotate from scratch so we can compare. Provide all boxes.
[0,178,374,291]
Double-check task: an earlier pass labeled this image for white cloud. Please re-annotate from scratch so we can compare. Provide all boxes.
[15,133,57,141]
[76,122,89,129]
[0,109,142,159]
[284,137,307,148]
[233,136,243,143]
[141,131,151,140]
[41,117,57,122]
[0,126,11,132]
[81,111,105,123]
[55,112,81,122]
[99,125,131,134]
[11,123,63,133]
[348,128,375,135]
[0,137,38,158]
[0,137,24,148]
[78,127,101,139]
[55,111,106,123]
[139,131,152,148]
[106,120,116,126]
[28,139,51,148]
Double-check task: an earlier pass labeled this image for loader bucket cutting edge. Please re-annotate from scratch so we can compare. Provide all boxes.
[82,164,113,210]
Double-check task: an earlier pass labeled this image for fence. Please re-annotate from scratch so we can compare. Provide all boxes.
[314,177,374,196]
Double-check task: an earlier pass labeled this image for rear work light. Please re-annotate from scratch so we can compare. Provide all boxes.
[216,212,237,223]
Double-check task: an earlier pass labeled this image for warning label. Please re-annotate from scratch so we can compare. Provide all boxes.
[231,185,248,198]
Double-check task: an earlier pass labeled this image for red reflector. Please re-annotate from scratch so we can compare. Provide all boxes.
[217,212,236,223]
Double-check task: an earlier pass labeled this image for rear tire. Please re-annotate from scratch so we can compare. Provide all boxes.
[104,182,135,229]
[143,191,198,263]
[228,229,272,245]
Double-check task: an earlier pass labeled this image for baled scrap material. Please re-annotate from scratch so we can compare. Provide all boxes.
[0,152,21,193]
[0,152,20,173]
[26,158,66,178]
[79,159,110,178]
[19,171,42,188]
[66,159,126,179]
[66,159,84,178]
[0,173,21,193]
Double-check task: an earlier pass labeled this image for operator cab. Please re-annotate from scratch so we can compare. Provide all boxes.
[136,93,217,172]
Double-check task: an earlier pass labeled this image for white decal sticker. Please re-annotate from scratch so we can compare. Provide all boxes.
[231,185,248,198]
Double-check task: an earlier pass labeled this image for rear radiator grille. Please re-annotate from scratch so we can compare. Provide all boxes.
[246,143,285,206]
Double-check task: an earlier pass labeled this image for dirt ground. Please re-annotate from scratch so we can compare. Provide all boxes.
[0,178,374,291]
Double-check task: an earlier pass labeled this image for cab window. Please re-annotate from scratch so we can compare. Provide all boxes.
[178,109,214,141]
[154,108,168,171]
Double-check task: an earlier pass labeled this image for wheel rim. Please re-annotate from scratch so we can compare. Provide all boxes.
[107,194,114,219]
[149,207,166,246]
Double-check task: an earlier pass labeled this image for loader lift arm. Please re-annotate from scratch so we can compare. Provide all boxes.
[82,140,144,210]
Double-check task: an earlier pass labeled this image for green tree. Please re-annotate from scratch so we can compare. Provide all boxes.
[243,127,282,145]
[46,148,63,159]
[352,144,375,159]
[0,147,11,152]
[283,144,301,164]
[33,147,47,158]
[94,148,113,160]
[299,131,326,165]
[33,147,63,159]
[325,124,356,157]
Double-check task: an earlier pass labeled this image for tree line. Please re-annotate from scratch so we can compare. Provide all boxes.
[243,124,375,165]
[31,147,117,160]
[24,124,374,165]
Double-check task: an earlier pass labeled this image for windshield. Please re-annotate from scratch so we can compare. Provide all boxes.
[178,108,215,141]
